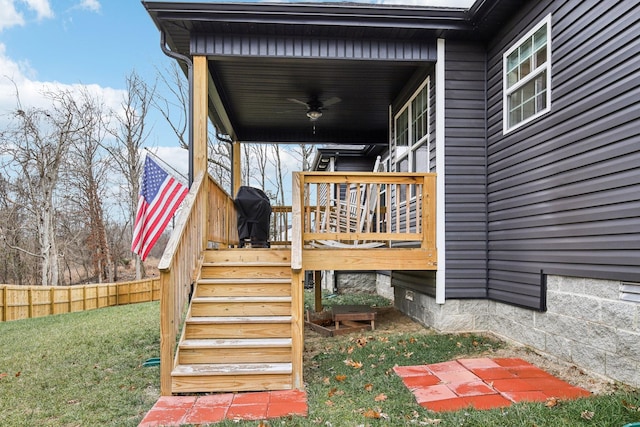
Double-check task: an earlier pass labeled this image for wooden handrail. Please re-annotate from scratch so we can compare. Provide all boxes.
[158,171,208,396]
[292,171,437,255]
[158,172,243,395]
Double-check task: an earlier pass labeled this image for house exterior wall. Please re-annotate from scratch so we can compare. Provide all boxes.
[441,40,489,299]
[391,0,640,387]
[485,0,640,309]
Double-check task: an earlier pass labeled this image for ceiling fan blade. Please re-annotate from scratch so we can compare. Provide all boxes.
[287,98,310,108]
[322,97,342,108]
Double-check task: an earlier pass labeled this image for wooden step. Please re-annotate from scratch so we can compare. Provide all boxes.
[190,296,292,317]
[171,363,293,393]
[195,278,291,297]
[178,338,292,364]
[200,264,291,279]
[184,316,292,339]
[204,248,291,264]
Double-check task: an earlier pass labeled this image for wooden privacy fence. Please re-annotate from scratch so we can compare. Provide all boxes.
[0,278,160,322]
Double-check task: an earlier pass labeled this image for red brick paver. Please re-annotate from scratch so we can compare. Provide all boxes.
[139,390,307,426]
[394,357,591,412]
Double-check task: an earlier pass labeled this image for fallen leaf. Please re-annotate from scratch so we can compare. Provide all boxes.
[545,397,559,408]
[0,373,8,380]
[363,409,380,419]
[344,359,363,369]
[364,383,373,392]
[622,399,640,411]
[374,393,388,402]
[323,377,330,385]
[409,337,417,344]
[580,410,594,420]
[472,340,479,347]
[424,418,442,425]
[378,337,389,343]
[325,400,334,407]
[347,346,355,354]
[15,371,21,378]
[335,374,347,382]
[405,351,414,358]
[328,387,338,397]
[456,342,462,348]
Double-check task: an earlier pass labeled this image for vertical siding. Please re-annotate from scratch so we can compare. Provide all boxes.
[443,41,489,299]
[485,0,640,308]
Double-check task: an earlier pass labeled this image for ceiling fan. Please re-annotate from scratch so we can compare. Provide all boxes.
[287,95,341,121]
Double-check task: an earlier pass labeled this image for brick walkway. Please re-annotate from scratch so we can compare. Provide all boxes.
[139,358,591,425]
[138,389,307,426]
[394,357,591,412]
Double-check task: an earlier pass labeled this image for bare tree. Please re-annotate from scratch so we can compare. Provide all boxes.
[295,144,314,172]
[269,144,287,206]
[154,62,232,192]
[0,88,84,286]
[103,71,154,280]
[62,88,113,283]
[251,144,269,190]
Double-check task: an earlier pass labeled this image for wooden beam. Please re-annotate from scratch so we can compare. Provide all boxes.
[302,248,437,271]
[232,141,241,197]
[193,55,208,178]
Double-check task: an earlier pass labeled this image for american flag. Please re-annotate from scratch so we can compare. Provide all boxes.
[131,155,188,261]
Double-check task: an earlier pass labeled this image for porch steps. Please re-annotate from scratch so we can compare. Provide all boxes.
[171,248,294,393]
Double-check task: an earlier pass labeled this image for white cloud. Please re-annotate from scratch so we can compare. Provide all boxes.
[0,0,25,30]
[24,0,54,19]
[0,0,53,31]
[0,42,125,126]
[77,0,101,13]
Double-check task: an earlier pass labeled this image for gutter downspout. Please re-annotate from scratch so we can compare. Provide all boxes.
[435,38,446,305]
[160,31,194,186]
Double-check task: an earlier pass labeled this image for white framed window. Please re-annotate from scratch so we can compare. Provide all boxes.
[503,14,552,134]
[394,78,429,201]
[394,77,430,180]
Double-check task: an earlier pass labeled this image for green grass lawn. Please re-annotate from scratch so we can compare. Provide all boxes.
[0,302,161,427]
[1,296,639,426]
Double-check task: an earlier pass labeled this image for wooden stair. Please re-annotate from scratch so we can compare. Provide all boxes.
[171,248,294,393]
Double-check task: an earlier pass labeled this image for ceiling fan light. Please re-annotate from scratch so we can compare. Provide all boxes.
[306,109,322,120]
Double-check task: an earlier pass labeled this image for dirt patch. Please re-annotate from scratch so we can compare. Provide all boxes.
[304,306,621,395]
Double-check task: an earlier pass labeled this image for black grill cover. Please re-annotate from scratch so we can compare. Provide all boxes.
[235,186,272,248]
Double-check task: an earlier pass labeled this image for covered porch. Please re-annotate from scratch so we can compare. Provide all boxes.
[144,2,448,395]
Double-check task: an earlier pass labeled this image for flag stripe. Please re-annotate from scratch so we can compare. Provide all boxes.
[131,156,188,261]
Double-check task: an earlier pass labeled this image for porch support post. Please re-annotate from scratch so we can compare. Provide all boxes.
[232,141,242,196]
[291,269,304,389]
[314,270,322,312]
[435,38,446,305]
[193,55,208,178]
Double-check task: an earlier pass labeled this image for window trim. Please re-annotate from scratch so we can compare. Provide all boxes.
[394,77,430,174]
[502,14,552,134]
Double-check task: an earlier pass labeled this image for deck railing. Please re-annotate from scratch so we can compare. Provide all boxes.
[292,172,437,270]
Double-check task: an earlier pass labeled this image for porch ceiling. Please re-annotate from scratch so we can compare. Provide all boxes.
[144,1,526,145]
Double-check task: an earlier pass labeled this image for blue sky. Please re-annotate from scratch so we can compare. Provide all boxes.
[0,0,190,173]
[0,0,473,179]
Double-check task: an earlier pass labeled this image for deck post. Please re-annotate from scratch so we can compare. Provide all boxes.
[159,271,174,395]
[232,141,242,196]
[193,55,208,179]
[291,269,304,389]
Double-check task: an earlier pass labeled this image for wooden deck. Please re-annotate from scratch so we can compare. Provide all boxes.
[158,171,437,395]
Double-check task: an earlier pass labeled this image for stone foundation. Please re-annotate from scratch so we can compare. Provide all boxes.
[394,275,640,388]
